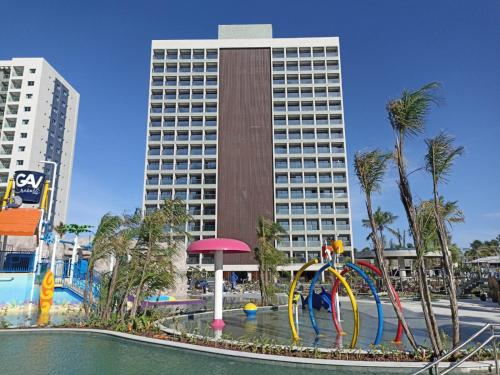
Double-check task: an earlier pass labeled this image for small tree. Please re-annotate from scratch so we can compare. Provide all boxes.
[425,132,464,348]
[354,149,418,350]
[255,216,287,306]
[362,207,398,247]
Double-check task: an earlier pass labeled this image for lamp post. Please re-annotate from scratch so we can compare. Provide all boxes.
[38,160,58,226]
[38,160,58,272]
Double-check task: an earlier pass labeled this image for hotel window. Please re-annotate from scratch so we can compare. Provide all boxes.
[177,146,188,155]
[276,204,289,214]
[275,159,288,169]
[204,160,216,169]
[190,160,202,170]
[321,219,334,230]
[190,146,202,156]
[204,174,216,184]
[292,220,305,230]
[306,203,318,214]
[189,190,202,199]
[276,174,288,184]
[321,203,334,214]
[319,173,332,183]
[304,173,316,183]
[162,161,174,170]
[205,146,216,155]
[176,161,188,170]
[290,174,302,184]
[175,190,187,200]
[203,221,216,231]
[193,50,204,59]
[305,188,317,199]
[275,145,287,154]
[289,159,302,169]
[277,220,289,231]
[175,175,188,185]
[28,81,34,86]
[291,204,304,215]
[190,175,202,184]
[276,189,289,199]
[161,175,173,185]
[303,159,316,168]
[24,107,31,112]
[204,189,216,200]
[318,158,331,168]
[290,188,303,199]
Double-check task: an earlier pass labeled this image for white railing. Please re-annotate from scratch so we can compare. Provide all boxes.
[411,323,499,375]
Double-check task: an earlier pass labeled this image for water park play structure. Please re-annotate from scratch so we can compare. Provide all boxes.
[288,240,404,348]
[188,238,251,329]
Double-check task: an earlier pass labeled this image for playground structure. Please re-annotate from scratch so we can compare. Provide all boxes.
[288,240,405,348]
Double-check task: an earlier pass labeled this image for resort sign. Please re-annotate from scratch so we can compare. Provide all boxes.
[14,170,46,204]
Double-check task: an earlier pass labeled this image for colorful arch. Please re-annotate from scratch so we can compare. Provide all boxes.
[329,262,384,345]
[331,260,404,344]
[307,262,359,348]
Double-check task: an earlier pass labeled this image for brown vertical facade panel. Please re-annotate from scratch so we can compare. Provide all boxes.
[217,48,274,265]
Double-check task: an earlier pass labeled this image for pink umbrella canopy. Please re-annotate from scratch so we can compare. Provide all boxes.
[187,238,251,254]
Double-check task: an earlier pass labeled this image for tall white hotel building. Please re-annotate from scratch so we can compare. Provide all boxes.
[143,25,353,277]
[0,58,79,232]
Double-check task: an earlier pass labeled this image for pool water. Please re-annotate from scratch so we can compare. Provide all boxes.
[0,331,366,375]
[166,299,435,351]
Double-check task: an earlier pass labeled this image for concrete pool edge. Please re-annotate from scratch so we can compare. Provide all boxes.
[0,328,495,373]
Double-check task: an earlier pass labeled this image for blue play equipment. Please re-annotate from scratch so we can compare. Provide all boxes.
[307,262,385,345]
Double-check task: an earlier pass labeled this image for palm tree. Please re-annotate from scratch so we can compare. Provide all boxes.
[255,216,287,306]
[354,150,418,350]
[425,131,464,348]
[387,81,443,356]
[129,199,191,319]
[83,214,121,316]
[362,207,398,247]
[65,223,93,284]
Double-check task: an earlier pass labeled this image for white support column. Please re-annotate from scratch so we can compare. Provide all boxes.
[68,236,78,284]
[211,250,225,329]
[50,234,59,273]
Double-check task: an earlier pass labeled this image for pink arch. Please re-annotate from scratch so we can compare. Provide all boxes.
[330,260,404,343]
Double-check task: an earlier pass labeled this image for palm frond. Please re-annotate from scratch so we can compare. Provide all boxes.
[387,82,441,137]
[354,150,392,195]
[425,131,464,184]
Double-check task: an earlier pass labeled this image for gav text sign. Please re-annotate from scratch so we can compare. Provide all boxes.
[14,170,46,204]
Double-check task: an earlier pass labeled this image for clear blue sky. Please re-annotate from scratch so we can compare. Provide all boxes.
[1,0,499,249]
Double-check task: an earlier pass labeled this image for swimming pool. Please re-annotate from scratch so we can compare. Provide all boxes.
[0,331,367,375]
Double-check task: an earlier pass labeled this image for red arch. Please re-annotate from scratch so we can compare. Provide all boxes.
[330,260,403,343]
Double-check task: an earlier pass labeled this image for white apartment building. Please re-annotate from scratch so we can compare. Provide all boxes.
[0,58,79,232]
[142,25,353,277]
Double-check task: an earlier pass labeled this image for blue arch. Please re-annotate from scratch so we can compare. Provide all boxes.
[308,262,333,335]
[345,262,384,345]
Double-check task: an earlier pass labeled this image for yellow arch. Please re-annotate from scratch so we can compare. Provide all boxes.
[288,259,318,341]
[288,260,360,348]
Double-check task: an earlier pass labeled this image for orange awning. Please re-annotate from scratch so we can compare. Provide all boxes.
[0,208,42,236]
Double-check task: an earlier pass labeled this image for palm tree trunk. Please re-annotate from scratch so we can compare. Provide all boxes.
[83,258,94,318]
[396,142,443,356]
[130,246,153,319]
[365,195,419,350]
[432,183,460,348]
[102,260,120,321]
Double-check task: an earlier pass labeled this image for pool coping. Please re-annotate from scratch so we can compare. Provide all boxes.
[0,327,495,373]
